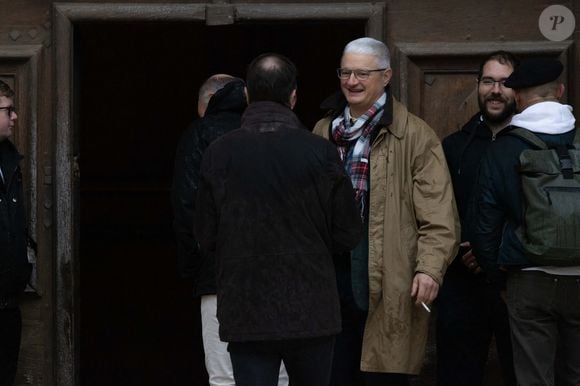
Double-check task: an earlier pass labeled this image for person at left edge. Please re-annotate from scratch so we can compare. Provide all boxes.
[194,53,362,386]
[0,79,32,386]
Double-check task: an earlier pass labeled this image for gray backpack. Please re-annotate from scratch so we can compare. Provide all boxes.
[510,127,580,266]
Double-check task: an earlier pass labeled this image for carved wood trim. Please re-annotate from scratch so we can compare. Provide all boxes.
[395,41,574,106]
[53,6,75,386]
[53,3,206,21]
[235,3,384,37]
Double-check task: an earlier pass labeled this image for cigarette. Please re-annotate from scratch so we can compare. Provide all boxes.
[421,302,431,313]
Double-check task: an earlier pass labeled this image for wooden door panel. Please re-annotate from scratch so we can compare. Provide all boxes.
[395,41,574,140]
[420,72,479,139]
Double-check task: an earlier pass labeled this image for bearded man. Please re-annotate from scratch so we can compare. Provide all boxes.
[436,51,518,386]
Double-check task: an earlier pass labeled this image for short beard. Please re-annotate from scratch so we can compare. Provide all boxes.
[478,97,516,125]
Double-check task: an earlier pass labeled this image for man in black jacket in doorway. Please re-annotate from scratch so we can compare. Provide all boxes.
[0,80,32,386]
[194,53,362,386]
[173,74,276,386]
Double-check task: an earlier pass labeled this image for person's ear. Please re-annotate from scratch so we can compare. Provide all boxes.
[198,91,215,118]
[197,101,206,118]
[382,68,393,87]
[556,82,565,99]
[514,91,523,112]
[289,89,297,110]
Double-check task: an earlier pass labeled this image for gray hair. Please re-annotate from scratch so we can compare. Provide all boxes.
[343,37,390,69]
[198,74,236,107]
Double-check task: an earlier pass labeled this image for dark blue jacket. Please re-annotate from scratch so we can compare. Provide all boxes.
[472,126,576,273]
[172,79,246,297]
[442,113,500,274]
[0,140,31,304]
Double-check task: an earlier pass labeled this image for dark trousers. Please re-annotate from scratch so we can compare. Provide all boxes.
[505,271,580,386]
[330,267,409,386]
[436,269,515,386]
[0,307,21,386]
[229,336,335,386]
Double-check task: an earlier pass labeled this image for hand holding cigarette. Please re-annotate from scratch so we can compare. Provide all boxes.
[411,272,439,312]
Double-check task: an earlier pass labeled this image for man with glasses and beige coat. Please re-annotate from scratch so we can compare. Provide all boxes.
[313,37,459,386]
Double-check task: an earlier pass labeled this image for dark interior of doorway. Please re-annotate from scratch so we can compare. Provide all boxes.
[76,20,365,385]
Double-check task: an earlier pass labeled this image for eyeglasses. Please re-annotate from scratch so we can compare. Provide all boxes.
[478,77,508,88]
[0,105,15,116]
[337,68,386,80]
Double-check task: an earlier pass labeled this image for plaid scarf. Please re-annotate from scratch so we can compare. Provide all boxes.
[332,93,386,218]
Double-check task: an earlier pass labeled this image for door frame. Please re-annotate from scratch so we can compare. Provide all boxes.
[52,2,385,384]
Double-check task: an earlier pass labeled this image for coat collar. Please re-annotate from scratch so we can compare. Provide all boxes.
[320,86,411,140]
[241,101,305,132]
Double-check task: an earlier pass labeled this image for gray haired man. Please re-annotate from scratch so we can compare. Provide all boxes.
[313,37,459,385]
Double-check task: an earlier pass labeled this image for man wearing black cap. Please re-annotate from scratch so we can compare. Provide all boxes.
[472,58,579,386]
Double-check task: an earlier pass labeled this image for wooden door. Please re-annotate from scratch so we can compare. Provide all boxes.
[63,9,371,385]
[76,21,372,386]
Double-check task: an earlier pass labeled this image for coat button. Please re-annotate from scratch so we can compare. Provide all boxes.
[12,198,17,203]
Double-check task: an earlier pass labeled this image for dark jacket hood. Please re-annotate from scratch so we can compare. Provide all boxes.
[241,101,306,133]
[205,78,247,117]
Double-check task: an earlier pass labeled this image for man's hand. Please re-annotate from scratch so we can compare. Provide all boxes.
[411,272,439,306]
[460,241,482,274]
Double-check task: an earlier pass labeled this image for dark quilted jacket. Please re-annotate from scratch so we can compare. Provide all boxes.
[195,101,362,342]
[172,79,246,296]
[473,127,576,273]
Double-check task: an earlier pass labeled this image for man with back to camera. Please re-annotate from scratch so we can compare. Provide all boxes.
[313,37,460,386]
[172,74,289,386]
[437,51,517,386]
[473,58,579,386]
[194,53,362,386]
[0,80,32,386]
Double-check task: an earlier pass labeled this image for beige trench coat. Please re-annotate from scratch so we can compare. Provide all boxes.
[314,97,460,374]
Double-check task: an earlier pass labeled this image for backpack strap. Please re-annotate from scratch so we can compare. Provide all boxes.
[507,127,547,149]
[554,144,574,179]
[509,126,575,179]
[557,128,579,179]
